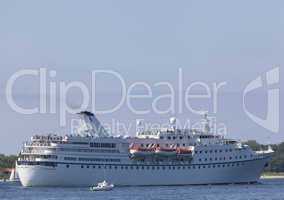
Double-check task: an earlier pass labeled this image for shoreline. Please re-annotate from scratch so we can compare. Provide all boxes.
[261,172,284,179]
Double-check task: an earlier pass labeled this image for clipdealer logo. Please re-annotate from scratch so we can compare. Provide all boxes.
[243,67,280,133]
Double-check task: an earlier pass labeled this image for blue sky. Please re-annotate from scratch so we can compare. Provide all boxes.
[0,0,283,154]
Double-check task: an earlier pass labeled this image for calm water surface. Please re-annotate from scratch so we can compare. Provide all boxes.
[0,179,283,200]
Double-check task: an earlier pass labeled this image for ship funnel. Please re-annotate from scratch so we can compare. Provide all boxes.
[77,111,109,137]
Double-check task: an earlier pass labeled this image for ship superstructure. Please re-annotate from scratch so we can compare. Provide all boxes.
[17,112,273,187]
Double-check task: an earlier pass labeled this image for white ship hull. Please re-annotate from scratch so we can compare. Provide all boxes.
[17,156,271,187]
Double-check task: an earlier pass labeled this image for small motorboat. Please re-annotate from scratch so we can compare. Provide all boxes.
[90,180,114,191]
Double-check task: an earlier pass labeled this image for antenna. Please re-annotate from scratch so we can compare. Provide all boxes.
[169,117,177,131]
[203,112,210,134]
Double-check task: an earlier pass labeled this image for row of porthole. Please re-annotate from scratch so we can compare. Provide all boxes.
[194,149,248,154]
[198,155,250,162]
[65,163,245,170]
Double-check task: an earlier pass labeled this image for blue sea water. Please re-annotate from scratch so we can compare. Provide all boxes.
[0,179,283,200]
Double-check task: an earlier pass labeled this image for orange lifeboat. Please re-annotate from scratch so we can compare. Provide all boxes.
[155,147,176,157]
[129,145,155,158]
[176,147,193,160]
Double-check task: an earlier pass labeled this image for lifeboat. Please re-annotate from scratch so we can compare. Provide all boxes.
[155,147,176,157]
[176,147,193,160]
[129,146,155,158]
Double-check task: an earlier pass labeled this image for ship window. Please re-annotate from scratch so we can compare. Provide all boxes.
[217,165,220,168]
[168,136,171,140]
[219,150,222,153]
[98,165,101,169]
[179,136,183,139]
[66,164,69,168]
[136,166,139,170]
[162,166,165,170]
[121,166,124,169]
[177,166,180,170]
[130,166,133,169]
[173,136,176,140]
[173,166,175,170]
[229,149,232,152]
[239,156,242,159]
[81,165,84,168]
[141,166,144,170]
[182,166,185,169]
[157,166,160,170]
[152,166,155,170]
[215,158,217,161]
[188,166,191,169]
[183,144,185,147]
[87,165,89,168]
[168,166,171,170]
[199,158,202,162]
[160,136,164,139]
[199,151,202,153]
[177,144,180,147]
[109,165,112,169]
[203,166,206,168]
[205,151,208,153]
[93,166,96,169]
[225,149,228,152]
[193,166,195,169]
[213,165,216,168]
[146,166,150,170]
[229,157,232,160]
[141,144,144,147]
[210,158,212,161]
[198,166,201,169]
[205,158,207,161]
[227,164,230,167]
[157,144,160,147]
[125,166,128,170]
[209,150,213,153]
[215,150,217,153]
[208,165,211,168]
[222,165,225,167]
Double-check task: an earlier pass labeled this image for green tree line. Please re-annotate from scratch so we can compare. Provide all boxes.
[0,154,17,169]
[245,141,284,172]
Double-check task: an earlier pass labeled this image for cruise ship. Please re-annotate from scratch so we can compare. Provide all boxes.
[17,111,273,187]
